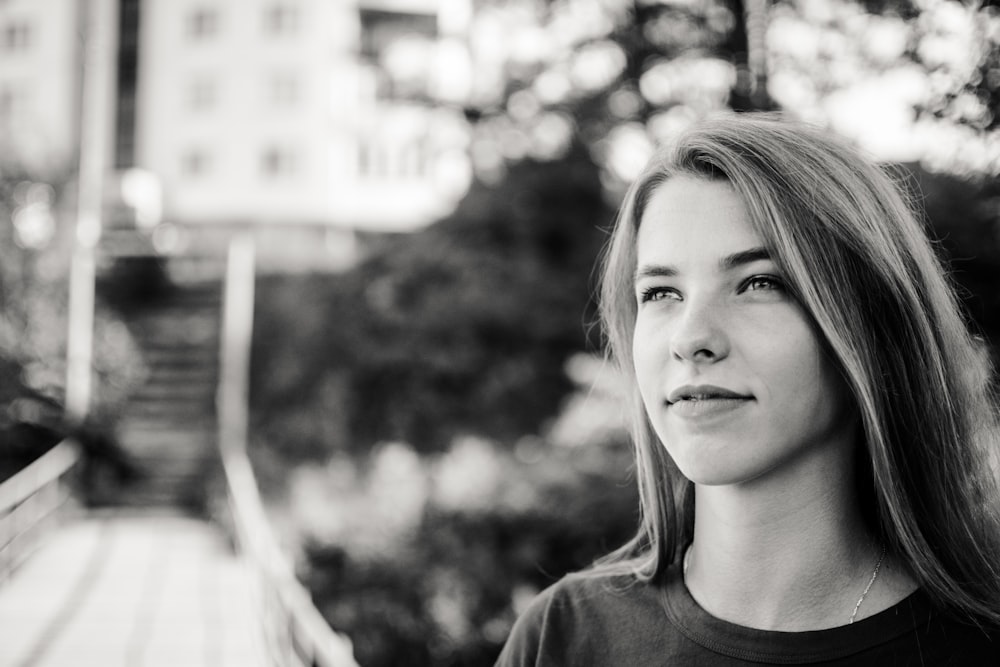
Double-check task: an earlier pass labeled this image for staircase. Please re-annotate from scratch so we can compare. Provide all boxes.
[111,257,225,513]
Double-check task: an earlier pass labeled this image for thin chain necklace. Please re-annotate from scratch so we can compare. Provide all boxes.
[682,543,888,625]
[849,544,886,623]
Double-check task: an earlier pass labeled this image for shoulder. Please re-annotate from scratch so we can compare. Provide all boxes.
[494,572,666,667]
[916,610,1000,663]
[528,571,654,622]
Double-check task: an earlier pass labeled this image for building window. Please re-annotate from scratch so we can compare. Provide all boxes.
[0,84,25,124]
[267,73,298,107]
[188,77,216,110]
[263,4,298,35]
[359,10,436,61]
[358,141,391,179]
[400,142,428,179]
[0,86,14,122]
[357,138,429,181]
[261,146,297,177]
[1,21,31,51]
[186,9,217,40]
[181,149,210,177]
[358,10,436,100]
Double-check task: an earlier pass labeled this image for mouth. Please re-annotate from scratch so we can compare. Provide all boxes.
[667,384,752,405]
[666,386,753,420]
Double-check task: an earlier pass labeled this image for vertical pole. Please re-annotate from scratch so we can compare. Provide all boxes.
[218,233,257,456]
[66,0,114,422]
[745,0,772,110]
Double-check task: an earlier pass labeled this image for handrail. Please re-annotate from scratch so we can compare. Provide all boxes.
[221,446,359,667]
[217,233,358,667]
[0,439,81,584]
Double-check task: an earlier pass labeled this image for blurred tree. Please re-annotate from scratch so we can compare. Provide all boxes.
[768,0,1000,175]
[251,143,613,456]
[299,439,638,667]
[903,163,1000,365]
[0,166,71,478]
[459,0,765,192]
[252,0,1000,462]
[0,163,144,486]
[456,0,999,184]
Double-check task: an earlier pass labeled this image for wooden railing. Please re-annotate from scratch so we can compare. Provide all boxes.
[0,440,80,584]
[221,447,358,667]
[218,234,359,667]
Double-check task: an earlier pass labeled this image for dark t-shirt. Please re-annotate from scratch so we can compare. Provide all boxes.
[495,566,999,665]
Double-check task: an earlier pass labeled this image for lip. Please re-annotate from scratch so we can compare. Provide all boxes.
[667,396,751,419]
[665,384,753,420]
[667,384,752,405]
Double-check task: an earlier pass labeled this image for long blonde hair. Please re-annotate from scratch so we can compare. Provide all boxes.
[597,112,1000,625]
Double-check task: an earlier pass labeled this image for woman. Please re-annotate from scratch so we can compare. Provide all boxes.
[496,113,1000,665]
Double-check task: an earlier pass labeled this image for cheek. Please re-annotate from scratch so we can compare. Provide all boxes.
[756,333,843,426]
[632,322,665,396]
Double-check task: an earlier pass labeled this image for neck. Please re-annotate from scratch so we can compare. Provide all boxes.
[685,452,881,630]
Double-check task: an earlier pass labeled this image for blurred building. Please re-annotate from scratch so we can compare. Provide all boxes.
[0,0,475,271]
[0,0,81,174]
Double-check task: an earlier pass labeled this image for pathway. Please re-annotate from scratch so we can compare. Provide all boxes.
[0,512,266,667]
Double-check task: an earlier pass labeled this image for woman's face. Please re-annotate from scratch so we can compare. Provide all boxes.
[632,176,855,487]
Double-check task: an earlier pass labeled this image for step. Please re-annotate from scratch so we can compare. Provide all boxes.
[129,308,221,327]
[139,338,220,354]
[132,455,218,477]
[130,385,218,402]
[133,329,220,349]
[141,365,219,383]
[117,415,217,431]
[123,397,216,413]
[120,436,215,459]
[120,445,214,464]
[141,348,219,365]
[112,481,211,511]
[129,387,218,405]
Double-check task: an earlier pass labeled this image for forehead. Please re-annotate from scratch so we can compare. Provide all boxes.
[636,176,764,265]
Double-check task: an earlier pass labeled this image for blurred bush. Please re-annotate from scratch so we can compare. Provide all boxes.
[246,147,637,666]
[904,165,1000,369]
[249,144,612,460]
[292,433,636,667]
[0,356,64,481]
[0,165,145,491]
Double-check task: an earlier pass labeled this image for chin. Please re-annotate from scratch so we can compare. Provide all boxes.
[664,441,778,488]
[677,465,764,487]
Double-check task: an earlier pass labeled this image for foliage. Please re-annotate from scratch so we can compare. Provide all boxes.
[452,0,1000,188]
[905,164,1000,364]
[459,0,763,191]
[0,164,145,484]
[293,436,637,667]
[0,354,64,481]
[0,167,72,478]
[249,144,613,458]
[769,0,1000,175]
[247,144,633,667]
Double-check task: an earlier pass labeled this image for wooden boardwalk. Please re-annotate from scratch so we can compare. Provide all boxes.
[0,513,267,667]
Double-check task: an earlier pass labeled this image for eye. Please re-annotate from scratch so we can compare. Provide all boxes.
[638,286,680,304]
[740,274,786,293]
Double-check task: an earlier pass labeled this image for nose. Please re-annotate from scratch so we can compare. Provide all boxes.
[670,298,730,363]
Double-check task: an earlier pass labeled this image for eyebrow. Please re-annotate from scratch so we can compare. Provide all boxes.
[633,246,773,283]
